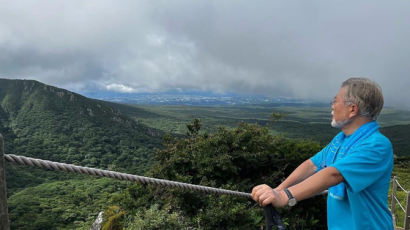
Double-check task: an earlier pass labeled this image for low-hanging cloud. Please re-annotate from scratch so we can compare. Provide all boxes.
[1,0,409,108]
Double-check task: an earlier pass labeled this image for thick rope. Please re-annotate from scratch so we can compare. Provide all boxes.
[4,154,251,198]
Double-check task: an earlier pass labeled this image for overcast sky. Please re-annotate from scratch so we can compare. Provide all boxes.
[1,0,410,107]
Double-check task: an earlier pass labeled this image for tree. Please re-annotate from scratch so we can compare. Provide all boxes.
[118,120,327,229]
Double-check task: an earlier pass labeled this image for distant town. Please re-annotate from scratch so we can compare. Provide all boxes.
[83,91,325,106]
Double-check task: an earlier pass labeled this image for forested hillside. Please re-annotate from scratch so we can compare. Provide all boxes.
[0,79,164,194]
[0,79,170,229]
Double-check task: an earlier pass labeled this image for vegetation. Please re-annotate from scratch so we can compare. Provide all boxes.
[102,120,327,229]
[124,204,190,229]
[8,178,129,230]
[0,79,163,196]
[390,156,410,227]
[0,79,161,229]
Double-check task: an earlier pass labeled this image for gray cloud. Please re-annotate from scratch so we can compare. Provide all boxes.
[1,0,409,108]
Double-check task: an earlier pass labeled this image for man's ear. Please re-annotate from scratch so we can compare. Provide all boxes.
[349,104,359,118]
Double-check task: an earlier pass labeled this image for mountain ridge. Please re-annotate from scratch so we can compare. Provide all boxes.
[0,78,165,196]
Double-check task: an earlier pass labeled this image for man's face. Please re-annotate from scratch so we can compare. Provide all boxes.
[331,87,353,128]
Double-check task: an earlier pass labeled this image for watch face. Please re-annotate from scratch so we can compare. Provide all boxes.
[289,198,297,206]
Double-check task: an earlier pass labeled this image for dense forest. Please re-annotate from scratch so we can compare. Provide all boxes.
[1,79,409,229]
[1,79,164,192]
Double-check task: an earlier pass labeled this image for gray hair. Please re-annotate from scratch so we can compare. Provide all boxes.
[341,77,384,120]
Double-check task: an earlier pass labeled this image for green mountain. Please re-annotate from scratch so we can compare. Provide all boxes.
[0,78,164,194]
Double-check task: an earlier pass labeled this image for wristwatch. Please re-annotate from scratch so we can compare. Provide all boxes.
[284,188,297,207]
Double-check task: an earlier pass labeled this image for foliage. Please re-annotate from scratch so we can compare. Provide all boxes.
[0,79,163,196]
[114,120,327,229]
[7,178,128,230]
[0,79,164,229]
[124,204,190,229]
[102,206,127,230]
[269,112,287,123]
[186,118,201,136]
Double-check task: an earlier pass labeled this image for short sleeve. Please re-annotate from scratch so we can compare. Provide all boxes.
[332,134,393,193]
[310,144,330,172]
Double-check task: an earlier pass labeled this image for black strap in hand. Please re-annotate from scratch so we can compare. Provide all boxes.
[264,204,286,230]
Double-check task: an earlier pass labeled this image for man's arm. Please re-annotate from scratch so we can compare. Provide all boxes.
[252,166,344,207]
[251,159,317,206]
[288,166,343,201]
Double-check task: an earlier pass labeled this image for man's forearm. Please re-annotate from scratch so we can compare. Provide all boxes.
[289,166,344,201]
[251,162,343,208]
[276,159,317,190]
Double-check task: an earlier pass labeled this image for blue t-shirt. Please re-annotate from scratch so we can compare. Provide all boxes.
[311,131,394,230]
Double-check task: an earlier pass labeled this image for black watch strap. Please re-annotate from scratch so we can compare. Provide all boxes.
[284,188,297,206]
[284,188,293,198]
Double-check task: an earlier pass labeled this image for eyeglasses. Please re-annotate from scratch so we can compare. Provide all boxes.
[330,100,353,106]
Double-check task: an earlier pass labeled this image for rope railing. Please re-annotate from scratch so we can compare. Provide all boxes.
[4,154,251,198]
[3,153,329,197]
[396,178,408,193]
[394,196,406,213]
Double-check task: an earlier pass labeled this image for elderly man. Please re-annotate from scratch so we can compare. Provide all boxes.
[251,78,394,230]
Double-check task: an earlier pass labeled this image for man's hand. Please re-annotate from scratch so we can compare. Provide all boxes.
[251,184,288,208]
